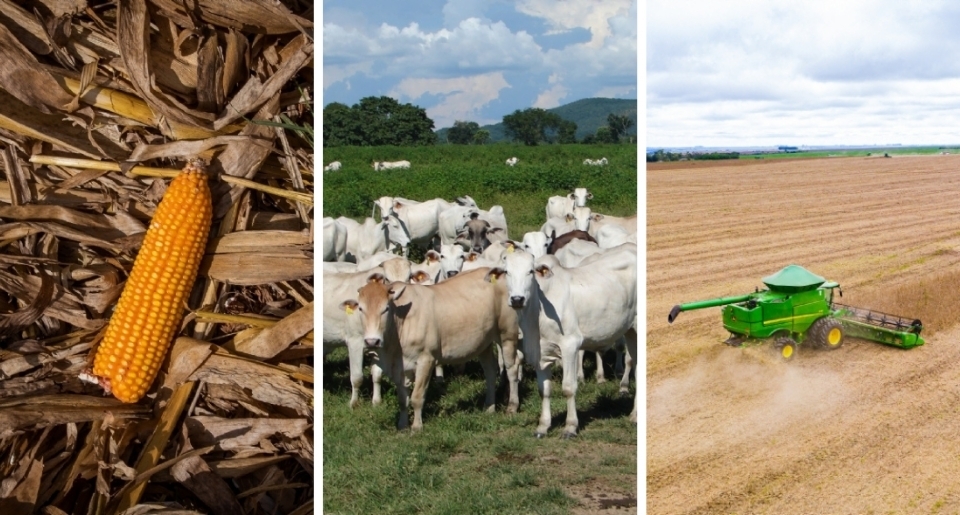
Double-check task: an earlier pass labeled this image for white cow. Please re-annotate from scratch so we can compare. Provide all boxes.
[372,197,455,252]
[572,207,638,238]
[545,187,593,220]
[582,158,608,166]
[322,217,347,262]
[324,161,342,171]
[595,224,638,249]
[337,216,411,262]
[521,232,550,260]
[350,268,526,431]
[501,245,638,437]
[553,238,603,268]
[541,216,578,238]
[323,268,393,408]
[372,160,411,171]
[437,205,477,245]
[506,157,519,166]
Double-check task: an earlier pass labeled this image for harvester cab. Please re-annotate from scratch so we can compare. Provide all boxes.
[667,265,924,361]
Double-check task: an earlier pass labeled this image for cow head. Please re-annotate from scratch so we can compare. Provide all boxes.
[494,249,537,309]
[572,206,592,232]
[521,232,549,260]
[572,187,592,207]
[380,214,411,249]
[438,244,465,280]
[344,274,391,348]
[461,213,492,253]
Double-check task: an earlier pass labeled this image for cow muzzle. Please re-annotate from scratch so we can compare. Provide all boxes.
[509,295,526,309]
[364,338,382,348]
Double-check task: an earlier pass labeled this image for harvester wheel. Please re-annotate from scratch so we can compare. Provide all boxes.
[810,317,845,350]
[773,336,797,362]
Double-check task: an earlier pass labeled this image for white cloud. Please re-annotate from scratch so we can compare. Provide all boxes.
[389,72,512,127]
[516,0,633,48]
[533,84,569,108]
[647,0,960,146]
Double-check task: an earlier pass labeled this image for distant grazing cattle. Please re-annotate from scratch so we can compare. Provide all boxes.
[324,161,342,171]
[372,160,411,171]
[506,157,519,166]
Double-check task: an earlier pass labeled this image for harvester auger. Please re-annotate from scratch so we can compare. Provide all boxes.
[667,265,925,361]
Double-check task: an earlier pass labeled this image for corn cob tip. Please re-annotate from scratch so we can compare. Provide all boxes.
[183,158,208,176]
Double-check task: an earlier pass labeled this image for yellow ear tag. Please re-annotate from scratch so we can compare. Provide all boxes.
[345,306,354,315]
[507,246,514,253]
[491,275,497,284]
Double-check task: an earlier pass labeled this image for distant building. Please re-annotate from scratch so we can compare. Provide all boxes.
[778,146,799,153]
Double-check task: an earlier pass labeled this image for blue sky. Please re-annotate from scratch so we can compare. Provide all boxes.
[648,0,960,148]
[321,0,637,129]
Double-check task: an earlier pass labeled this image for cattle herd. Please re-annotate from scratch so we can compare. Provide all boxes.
[322,182,638,438]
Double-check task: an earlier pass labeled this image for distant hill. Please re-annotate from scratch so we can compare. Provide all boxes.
[436,97,637,143]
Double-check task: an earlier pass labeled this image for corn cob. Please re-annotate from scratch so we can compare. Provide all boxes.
[90,159,212,403]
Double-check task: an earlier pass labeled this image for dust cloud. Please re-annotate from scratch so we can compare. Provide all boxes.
[648,345,850,459]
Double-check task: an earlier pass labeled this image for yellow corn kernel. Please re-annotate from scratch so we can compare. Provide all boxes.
[92,159,212,402]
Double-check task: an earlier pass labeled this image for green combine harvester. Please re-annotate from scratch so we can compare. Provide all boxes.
[667,265,925,360]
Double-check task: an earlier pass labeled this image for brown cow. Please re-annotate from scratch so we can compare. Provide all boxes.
[546,229,597,255]
[348,267,525,431]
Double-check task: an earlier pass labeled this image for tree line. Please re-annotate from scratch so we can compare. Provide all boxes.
[323,96,634,147]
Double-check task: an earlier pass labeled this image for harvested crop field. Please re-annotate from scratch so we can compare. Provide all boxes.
[647,155,960,514]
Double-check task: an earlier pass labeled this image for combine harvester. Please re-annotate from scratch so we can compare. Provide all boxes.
[667,265,924,360]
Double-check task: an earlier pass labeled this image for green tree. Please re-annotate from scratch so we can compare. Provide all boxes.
[473,129,490,145]
[606,113,634,143]
[447,120,480,144]
[595,126,616,144]
[322,102,364,147]
[558,120,578,144]
[502,108,566,146]
[323,96,436,146]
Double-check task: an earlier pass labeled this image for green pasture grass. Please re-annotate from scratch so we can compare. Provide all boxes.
[321,144,638,236]
[321,348,638,515]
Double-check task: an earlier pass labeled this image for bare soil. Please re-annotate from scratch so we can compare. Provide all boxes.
[647,155,960,514]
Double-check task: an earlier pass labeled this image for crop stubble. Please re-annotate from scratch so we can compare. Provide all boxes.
[647,155,960,514]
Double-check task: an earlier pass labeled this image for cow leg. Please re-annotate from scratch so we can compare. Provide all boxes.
[371,361,383,406]
[614,337,626,376]
[346,340,364,409]
[576,349,586,383]
[534,363,553,438]
[434,364,445,383]
[625,330,638,423]
[498,340,521,414]
[560,339,582,438]
[595,351,607,384]
[478,346,499,413]
[379,348,409,429]
[410,354,435,432]
[619,341,633,397]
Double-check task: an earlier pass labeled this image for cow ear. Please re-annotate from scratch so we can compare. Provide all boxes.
[485,268,506,284]
[466,252,480,262]
[410,271,429,284]
[425,250,440,263]
[535,264,553,279]
[587,192,594,199]
[387,284,406,300]
[593,214,604,221]
[394,201,403,210]
[366,272,387,284]
[567,192,575,200]
[565,213,574,222]
[469,212,480,220]
[341,300,359,315]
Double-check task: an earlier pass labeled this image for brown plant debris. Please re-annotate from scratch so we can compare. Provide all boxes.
[0,1,313,513]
